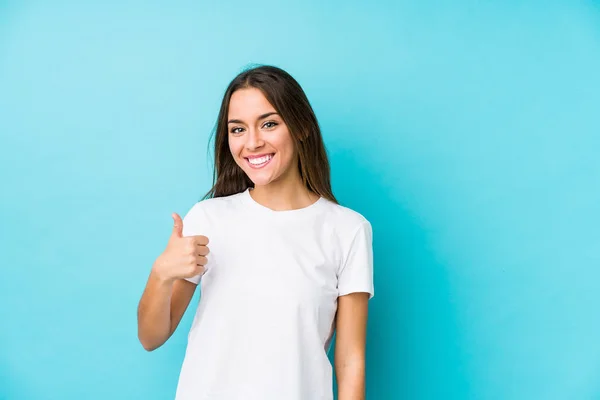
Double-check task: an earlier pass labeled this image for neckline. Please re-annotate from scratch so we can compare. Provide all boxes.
[241,188,326,215]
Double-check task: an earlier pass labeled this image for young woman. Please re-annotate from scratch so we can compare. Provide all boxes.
[137,65,374,400]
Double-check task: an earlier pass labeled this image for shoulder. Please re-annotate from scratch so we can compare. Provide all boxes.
[181,192,245,237]
[319,199,371,235]
[183,191,245,224]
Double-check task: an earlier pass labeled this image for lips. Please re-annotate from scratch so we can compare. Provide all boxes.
[245,153,274,169]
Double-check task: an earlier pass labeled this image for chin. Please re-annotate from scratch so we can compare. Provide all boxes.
[247,173,277,187]
[235,160,272,186]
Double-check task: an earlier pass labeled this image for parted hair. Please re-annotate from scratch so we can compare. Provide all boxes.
[203,65,337,204]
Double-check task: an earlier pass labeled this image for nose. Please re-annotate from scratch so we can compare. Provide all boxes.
[245,127,264,151]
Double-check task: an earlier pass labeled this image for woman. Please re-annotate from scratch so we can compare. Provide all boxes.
[137,65,374,400]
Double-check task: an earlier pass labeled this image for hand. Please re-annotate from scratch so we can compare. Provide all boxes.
[152,212,210,283]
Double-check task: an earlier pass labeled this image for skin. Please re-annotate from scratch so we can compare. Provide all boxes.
[227,87,319,210]
[137,87,370,399]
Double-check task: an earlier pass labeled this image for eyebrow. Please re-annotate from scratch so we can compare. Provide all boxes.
[227,112,279,124]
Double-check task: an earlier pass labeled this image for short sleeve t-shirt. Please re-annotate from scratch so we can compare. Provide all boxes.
[174,188,374,400]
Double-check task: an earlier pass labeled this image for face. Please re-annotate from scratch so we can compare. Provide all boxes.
[227,88,298,188]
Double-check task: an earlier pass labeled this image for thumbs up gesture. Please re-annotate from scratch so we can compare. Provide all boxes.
[152,213,210,283]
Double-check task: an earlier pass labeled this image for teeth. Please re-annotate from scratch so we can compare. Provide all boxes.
[248,154,273,165]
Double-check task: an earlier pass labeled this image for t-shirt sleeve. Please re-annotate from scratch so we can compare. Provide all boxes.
[337,220,375,299]
[181,202,209,285]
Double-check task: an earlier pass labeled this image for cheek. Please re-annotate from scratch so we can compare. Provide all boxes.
[276,138,298,170]
[274,130,296,157]
[285,138,298,160]
[228,138,242,157]
[228,143,246,168]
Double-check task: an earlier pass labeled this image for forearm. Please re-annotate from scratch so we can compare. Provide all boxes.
[137,269,175,351]
[335,359,365,400]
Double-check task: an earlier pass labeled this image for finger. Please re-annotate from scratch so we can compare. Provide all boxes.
[171,213,184,238]
[193,235,209,246]
[197,246,210,256]
[193,264,205,276]
[196,255,208,266]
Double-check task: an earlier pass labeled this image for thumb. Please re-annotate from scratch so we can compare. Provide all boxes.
[171,213,184,238]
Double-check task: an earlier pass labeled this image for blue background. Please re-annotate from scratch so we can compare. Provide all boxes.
[1,1,599,399]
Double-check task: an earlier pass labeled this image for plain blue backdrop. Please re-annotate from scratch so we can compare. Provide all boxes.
[1,1,599,399]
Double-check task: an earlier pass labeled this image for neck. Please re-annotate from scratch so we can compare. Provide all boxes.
[250,177,319,211]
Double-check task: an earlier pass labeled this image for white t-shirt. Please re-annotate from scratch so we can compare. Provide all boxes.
[174,188,374,400]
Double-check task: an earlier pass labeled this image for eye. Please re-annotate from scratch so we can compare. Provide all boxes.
[262,121,278,129]
[230,127,244,134]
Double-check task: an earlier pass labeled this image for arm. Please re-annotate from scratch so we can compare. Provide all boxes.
[334,292,370,400]
[137,272,197,351]
[137,211,208,351]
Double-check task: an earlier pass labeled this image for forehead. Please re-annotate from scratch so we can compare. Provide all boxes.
[228,88,276,118]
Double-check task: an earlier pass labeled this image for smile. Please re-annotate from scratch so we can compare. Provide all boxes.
[245,153,274,169]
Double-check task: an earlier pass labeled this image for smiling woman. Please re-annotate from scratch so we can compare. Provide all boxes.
[136,65,375,400]
[205,65,337,206]
[227,89,298,188]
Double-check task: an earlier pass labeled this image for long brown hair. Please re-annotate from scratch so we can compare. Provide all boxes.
[203,65,338,204]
